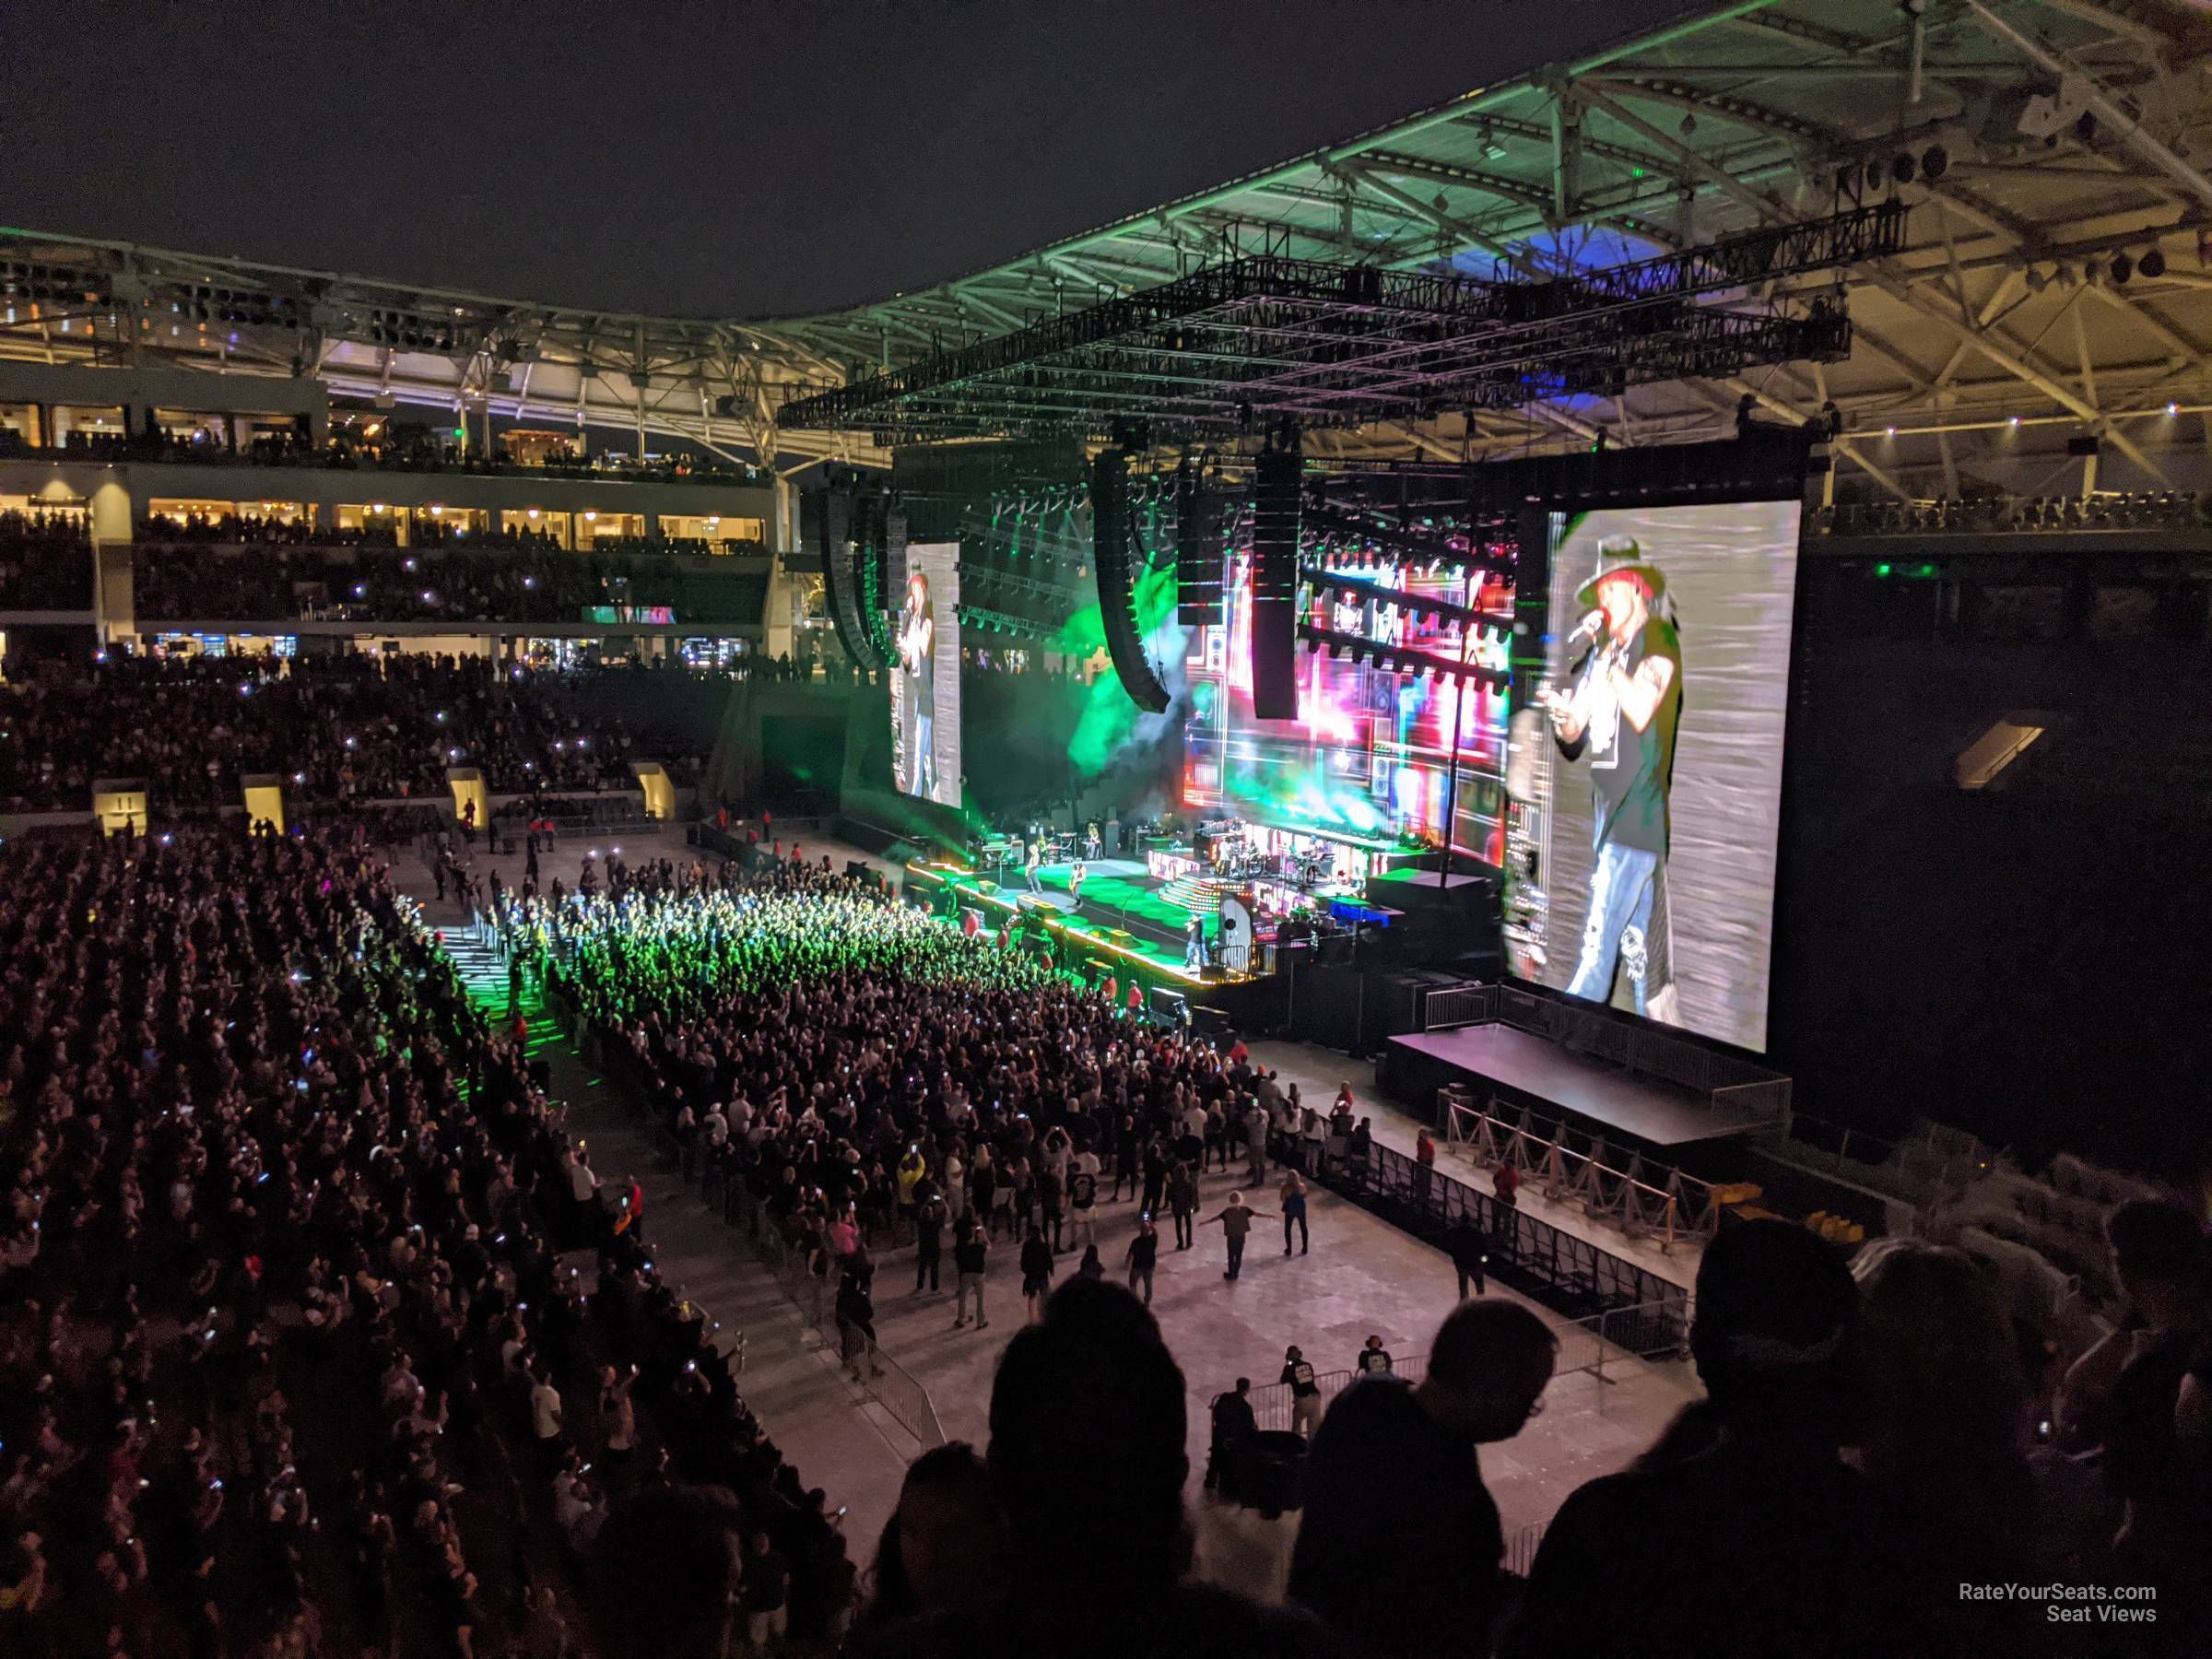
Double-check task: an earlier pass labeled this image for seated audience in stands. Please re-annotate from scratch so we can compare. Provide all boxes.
[0,651,709,812]
[0,827,849,1657]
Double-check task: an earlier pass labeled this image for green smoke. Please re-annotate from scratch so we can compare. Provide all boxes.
[1058,560,1183,776]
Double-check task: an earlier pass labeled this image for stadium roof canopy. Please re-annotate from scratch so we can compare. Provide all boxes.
[0,230,852,469]
[8,0,2212,497]
[774,0,2212,497]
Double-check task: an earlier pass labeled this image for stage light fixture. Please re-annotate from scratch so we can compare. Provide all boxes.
[2111,252,2134,285]
[1921,144,1947,182]
[2138,247,2167,279]
[1892,151,1915,185]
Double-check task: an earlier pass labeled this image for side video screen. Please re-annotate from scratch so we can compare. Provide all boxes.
[1506,500,1802,1053]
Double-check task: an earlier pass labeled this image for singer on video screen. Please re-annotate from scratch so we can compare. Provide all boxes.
[1537,535,1684,1021]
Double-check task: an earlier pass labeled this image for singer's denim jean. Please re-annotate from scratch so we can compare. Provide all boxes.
[912,710,935,794]
[1567,841,1660,1012]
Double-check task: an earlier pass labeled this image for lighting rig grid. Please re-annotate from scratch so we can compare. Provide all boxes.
[958,603,1064,643]
[1302,567,1507,632]
[1295,624,1511,687]
[777,202,1904,444]
[1301,503,1520,580]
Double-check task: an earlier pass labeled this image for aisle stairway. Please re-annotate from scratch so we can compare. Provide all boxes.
[437,928,567,1064]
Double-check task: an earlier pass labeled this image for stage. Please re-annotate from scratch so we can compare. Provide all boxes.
[904,857,1219,984]
[1382,1022,1752,1155]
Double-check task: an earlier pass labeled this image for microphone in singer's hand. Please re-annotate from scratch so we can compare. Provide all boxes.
[1566,608,1606,671]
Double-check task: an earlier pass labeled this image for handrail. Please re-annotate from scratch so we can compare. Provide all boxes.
[1503,1520,1548,1579]
[1441,1093,1723,1252]
[1294,1127,1692,1338]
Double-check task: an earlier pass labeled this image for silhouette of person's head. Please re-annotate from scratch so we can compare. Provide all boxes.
[988,1279,1187,1588]
[1689,1219,1861,1444]
[2105,1198,2206,1330]
[1418,1299,1557,1441]
[865,1441,1004,1629]
[589,1485,746,1659]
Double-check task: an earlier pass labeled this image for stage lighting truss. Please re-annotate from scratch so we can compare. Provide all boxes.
[1814,490,2206,538]
[957,602,1062,643]
[777,201,1901,442]
[1297,622,1509,688]
[1303,504,1517,580]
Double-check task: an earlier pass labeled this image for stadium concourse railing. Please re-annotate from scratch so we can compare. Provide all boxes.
[542,976,947,1452]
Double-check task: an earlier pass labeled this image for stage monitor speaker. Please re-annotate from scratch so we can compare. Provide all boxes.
[1252,443,1301,719]
[845,859,873,882]
[1092,447,1173,712]
[1175,460,1223,627]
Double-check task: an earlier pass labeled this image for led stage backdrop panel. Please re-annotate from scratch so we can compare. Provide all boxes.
[1183,547,1512,861]
[1506,500,1801,1053]
[890,541,962,806]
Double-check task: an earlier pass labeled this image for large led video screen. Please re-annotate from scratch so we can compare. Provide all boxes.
[890,540,961,806]
[1183,547,1513,860]
[1504,500,1801,1053]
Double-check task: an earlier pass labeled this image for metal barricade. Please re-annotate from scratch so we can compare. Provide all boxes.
[1341,1138,1692,1339]
[1420,983,1496,1031]
[865,1345,947,1448]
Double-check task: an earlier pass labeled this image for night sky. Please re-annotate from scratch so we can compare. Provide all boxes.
[4,0,1688,320]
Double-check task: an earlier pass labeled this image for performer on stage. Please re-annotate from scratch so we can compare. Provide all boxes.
[1024,838,1042,895]
[1085,820,1103,861]
[1068,858,1087,910]
[1537,536,1683,1021]
[1184,913,1206,971]
[896,570,937,800]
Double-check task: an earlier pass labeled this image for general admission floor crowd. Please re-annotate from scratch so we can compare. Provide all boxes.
[2,820,2207,1658]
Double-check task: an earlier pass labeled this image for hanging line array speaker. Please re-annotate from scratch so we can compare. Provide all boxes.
[1175,458,1223,628]
[811,480,891,673]
[1092,447,1172,713]
[1251,443,1302,720]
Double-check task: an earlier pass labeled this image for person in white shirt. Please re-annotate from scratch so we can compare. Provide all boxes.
[529,1368,564,1455]
[568,1149,599,1206]
[1301,1104,1328,1174]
